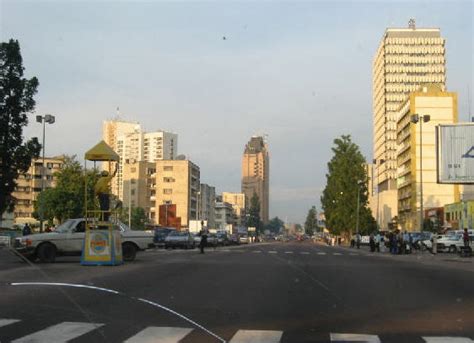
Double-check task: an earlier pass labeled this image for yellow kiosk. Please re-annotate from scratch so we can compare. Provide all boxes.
[81,141,123,266]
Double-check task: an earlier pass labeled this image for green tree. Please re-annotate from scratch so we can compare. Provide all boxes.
[247,192,262,233]
[264,216,284,233]
[34,156,99,222]
[0,39,41,216]
[304,206,318,235]
[119,206,149,230]
[320,135,375,238]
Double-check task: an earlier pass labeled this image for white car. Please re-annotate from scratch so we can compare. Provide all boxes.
[14,218,154,262]
[437,232,474,253]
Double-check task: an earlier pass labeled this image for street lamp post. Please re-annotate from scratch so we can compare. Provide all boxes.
[411,114,430,232]
[36,114,55,233]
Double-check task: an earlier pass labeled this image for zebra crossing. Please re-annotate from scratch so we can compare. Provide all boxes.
[1,319,472,342]
[149,248,365,257]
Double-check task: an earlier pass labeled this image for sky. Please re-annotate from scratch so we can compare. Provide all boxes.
[1,0,473,223]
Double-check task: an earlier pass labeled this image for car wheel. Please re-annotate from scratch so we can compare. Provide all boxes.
[122,242,137,262]
[449,245,457,253]
[37,243,56,263]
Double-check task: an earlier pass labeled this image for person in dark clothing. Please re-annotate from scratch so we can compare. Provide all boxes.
[369,233,375,252]
[22,223,32,236]
[199,229,208,254]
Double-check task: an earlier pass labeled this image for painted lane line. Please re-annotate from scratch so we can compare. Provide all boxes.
[229,329,283,343]
[124,327,193,343]
[333,252,342,256]
[317,252,326,255]
[268,251,278,254]
[12,322,104,343]
[252,250,262,253]
[300,252,310,255]
[423,337,474,343]
[221,249,231,252]
[284,251,294,254]
[330,333,381,342]
[0,319,20,328]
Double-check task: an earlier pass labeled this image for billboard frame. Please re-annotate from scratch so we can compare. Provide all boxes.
[436,123,474,185]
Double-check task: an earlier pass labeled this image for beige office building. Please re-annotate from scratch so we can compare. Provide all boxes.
[8,156,64,225]
[154,160,200,227]
[121,161,156,222]
[241,136,270,223]
[396,84,459,230]
[222,192,246,225]
[199,184,216,229]
[102,119,178,200]
[372,20,446,229]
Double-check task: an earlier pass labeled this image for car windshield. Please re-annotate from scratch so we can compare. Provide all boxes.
[54,220,77,233]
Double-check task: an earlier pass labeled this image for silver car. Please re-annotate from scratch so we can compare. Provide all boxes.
[164,231,195,249]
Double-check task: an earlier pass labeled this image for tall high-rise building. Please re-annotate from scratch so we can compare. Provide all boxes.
[372,20,446,228]
[241,136,270,224]
[199,183,216,229]
[222,192,246,226]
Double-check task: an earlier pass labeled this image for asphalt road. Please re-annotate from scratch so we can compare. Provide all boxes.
[0,241,473,343]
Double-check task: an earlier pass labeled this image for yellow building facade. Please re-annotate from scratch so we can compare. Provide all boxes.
[154,160,200,227]
[396,85,459,231]
[222,192,246,225]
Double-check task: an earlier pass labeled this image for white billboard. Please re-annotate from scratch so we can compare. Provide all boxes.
[437,124,474,184]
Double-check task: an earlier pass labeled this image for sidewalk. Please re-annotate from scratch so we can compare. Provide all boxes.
[334,243,474,272]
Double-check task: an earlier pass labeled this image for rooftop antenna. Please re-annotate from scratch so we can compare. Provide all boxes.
[408,18,416,30]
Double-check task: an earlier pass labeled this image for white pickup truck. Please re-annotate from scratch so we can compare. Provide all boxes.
[14,218,154,262]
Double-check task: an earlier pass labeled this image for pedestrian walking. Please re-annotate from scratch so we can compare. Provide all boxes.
[199,228,208,254]
[369,233,375,252]
[463,228,470,248]
[356,233,361,249]
[22,223,32,236]
[375,232,381,252]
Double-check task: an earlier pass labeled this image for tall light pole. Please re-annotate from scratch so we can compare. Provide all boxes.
[411,114,430,232]
[356,181,363,236]
[373,159,384,230]
[36,114,55,233]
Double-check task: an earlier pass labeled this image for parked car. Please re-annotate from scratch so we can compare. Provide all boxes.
[421,234,444,250]
[206,234,218,247]
[153,227,176,247]
[239,234,249,244]
[164,231,195,249]
[437,232,474,253]
[192,233,201,245]
[216,232,230,246]
[14,218,154,262]
[230,234,240,245]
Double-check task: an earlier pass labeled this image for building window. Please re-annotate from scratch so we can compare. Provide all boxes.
[131,189,135,195]
[164,166,173,171]
[163,177,174,182]
[163,189,173,194]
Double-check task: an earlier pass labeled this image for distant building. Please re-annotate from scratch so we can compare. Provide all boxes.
[373,21,446,230]
[215,201,234,231]
[154,160,200,228]
[6,156,64,226]
[222,192,246,225]
[396,84,459,231]
[199,184,216,229]
[444,201,474,230]
[241,136,270,223]
[102,119,177,200]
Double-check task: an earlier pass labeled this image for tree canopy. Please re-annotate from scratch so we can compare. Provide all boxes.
[320,135,376,237]
[304,206,318,235]
[34,156,99,223]
[264,216,284,233]
[119,206,149,231]
[0,39,41,215]
[247,192,262,233]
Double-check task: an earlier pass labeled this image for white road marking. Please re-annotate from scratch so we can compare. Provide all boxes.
[333,252,342,256]
[300,252,310,255]
[252,250,262,253]
[317,252,326,255]
[423,337,474,343]
[13,322,104,343]
[221,249,231,252]
[0,319,20,328]
[229,329,283,343]
[268,251,278,254]
[124,326,193,343]
[330,333,381,342]
[284,251,294,254]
